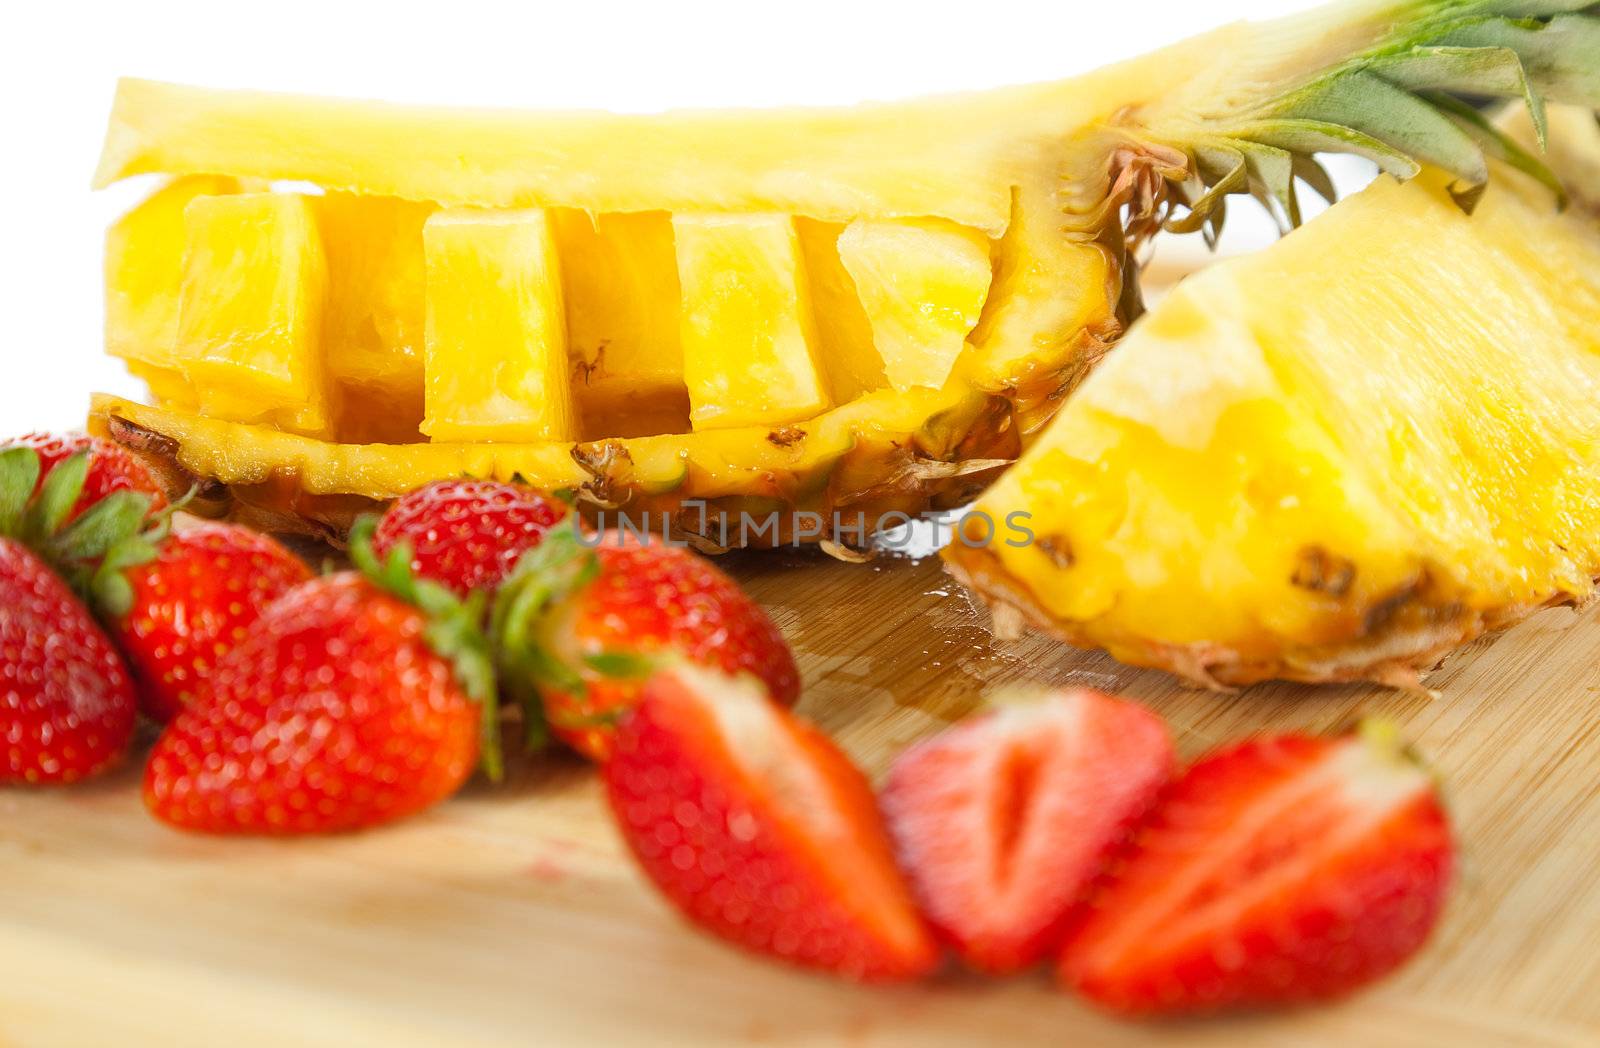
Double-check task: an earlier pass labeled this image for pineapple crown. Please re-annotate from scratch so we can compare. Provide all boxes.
[0,445,165,614]
[1142,0,1600,244]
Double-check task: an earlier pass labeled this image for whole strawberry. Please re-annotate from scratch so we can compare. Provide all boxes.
[0,537,138,784]
[144,521,499,834]
[106,522,312,722]
[494,523,800,760]
[5,431,165,524]
[372,479,566,596]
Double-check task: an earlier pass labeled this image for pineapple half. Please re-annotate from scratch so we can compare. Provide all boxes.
[946,106,1600,690]
[89,0,1600,546]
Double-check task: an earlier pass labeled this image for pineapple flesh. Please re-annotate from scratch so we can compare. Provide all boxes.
[673,213,831,431]
[837,218,992,393]
[420,208,578,443]
[176,192,334,439]
[316,192,432,443]
[104,174,238,409]
[86,0,1600,548]
[947,153,1600,689]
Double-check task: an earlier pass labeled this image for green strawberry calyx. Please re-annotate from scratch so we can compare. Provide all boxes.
[0,444,164,613]
[348,516,506,782]
[489,519,657,754]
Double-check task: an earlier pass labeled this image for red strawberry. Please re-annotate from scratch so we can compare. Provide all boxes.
[1058,724,1454,1015]
[880,689,1174,974]
[5,432,165,523]
[143,522,499,834]
[107,522,313,722]
[373,479,566,596]
[495,524,800,760]
[604,663,938,981]
[0,537,138,784]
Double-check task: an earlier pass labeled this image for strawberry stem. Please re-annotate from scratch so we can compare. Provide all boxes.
[489,520,605,753]
[0,446,159,612]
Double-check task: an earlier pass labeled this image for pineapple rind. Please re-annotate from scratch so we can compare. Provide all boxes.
[90,384,1018,547]
[950,164,1600,687]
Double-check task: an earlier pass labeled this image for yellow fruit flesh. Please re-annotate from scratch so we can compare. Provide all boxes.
[421,208,578,443]
[176,193,334,438]
[91,48,1224,233]
[838,218,991,392]
[551,209,687,438]
[315,192,432,442]
[673,214,831,431]
[795,219,887,405]
[953,167,1600,683]
[104,174,239,408]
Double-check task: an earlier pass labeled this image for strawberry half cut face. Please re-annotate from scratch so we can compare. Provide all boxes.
[881,688,1175,974]
[604,664,938,982]
[1059,725,1455,1015]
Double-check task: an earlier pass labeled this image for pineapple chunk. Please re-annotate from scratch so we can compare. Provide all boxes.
[176,192,334,437]
[551,209,686,437]
[105,175,238,407]
[951,166,1600,687]
[673,214,830,431]
[795,219,887,405]
[420,208,579,443]
[838,218,992,392]
[317,193,432,441]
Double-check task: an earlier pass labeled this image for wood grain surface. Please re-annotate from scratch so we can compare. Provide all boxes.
[3,547,1599,1047]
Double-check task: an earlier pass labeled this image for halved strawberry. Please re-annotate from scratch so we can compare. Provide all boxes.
[1058,723,1455,1015]
[603,663,938,982]
[880,688,1174,974]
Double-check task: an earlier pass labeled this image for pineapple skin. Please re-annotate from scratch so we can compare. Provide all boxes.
[948,164,1600,689]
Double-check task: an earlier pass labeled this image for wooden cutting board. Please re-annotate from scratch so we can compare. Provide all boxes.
[3,546,1599,1047]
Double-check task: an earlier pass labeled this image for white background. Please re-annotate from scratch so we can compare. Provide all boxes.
[1,0,1321,433]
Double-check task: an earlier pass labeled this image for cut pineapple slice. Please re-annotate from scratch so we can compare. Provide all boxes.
[949,160,1600,689]
[838,218,991,392]
[105,174,238,407]
[176,192,334,438]
[317,193,432,442]
[672,214,830,431]
[551,209,686,438]
[420,208,579,443]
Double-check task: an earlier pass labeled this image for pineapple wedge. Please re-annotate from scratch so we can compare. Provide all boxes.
[316,192,432,442]
[673,213,830,431]
[87,0,1600,544]
[176,193,334,438]
[837,218,991,392]
[795,220,888,405]
[105,174,238,408]
[421,208,578,443]
[552,209,686,438]
[948,154,1600,689]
